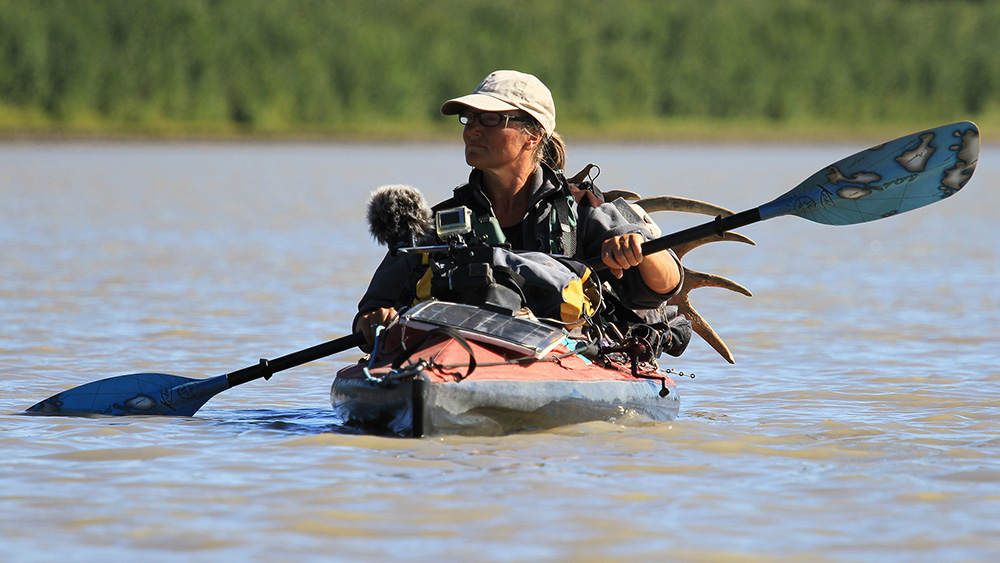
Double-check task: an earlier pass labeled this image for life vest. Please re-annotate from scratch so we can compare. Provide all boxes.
[441,164,603,256]
[407,164,606,325]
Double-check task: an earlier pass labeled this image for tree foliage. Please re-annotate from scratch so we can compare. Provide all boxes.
[0,0,996,137]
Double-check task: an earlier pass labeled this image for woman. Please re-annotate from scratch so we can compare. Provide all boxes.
[355,70,682,348]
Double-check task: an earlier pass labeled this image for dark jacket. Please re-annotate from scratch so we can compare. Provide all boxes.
[356,164,680,321]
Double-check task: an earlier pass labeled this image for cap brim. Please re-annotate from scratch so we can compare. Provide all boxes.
[441,93,519,115]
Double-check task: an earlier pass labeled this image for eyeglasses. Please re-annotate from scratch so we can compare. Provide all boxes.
[458,111,531,128]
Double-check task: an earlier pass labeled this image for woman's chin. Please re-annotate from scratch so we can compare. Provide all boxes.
[465,150,487,168]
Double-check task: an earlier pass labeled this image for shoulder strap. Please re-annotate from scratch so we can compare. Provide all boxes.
[551,192,576,256]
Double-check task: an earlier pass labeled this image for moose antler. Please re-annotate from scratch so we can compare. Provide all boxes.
[602,189,642,201]
[633,196,755,364]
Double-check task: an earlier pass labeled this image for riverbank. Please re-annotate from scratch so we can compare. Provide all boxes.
[2,115,990,145]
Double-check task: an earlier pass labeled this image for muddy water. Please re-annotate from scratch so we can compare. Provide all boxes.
[2,140,998,562]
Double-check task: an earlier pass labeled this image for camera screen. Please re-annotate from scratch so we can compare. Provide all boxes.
[438,209,463,227]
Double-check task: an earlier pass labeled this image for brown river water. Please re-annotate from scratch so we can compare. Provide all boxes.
[1,139,998,562]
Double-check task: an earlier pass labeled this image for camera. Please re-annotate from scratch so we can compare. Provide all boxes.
[435,206,473,240]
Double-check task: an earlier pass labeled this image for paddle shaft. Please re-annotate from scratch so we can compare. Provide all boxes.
[587,208,762,270]
[640,208,762,257]
[225,332,365,387]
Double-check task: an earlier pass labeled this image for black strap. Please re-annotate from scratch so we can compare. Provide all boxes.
[391,326,477,379]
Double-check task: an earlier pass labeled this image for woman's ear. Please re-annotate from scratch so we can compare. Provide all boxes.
[522,129,543,151]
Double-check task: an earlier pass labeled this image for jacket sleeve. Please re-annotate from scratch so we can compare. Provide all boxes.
[353,251,427,328]
[575,202,683,310]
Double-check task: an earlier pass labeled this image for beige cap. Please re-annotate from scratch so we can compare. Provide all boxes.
[441,70,556,135]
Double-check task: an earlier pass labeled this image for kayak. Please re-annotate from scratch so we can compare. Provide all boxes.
[331,301,679,436]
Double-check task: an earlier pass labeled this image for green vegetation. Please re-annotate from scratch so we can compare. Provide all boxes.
[1,0,997,140]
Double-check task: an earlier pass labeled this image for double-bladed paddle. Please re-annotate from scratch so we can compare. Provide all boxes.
[26,121,978,417]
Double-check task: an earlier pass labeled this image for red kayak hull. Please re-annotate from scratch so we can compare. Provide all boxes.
[332,327,679,436]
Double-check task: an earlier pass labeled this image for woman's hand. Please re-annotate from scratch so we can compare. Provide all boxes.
[355,307,398,352]
[600,232,681,294]
[601,232,646,277]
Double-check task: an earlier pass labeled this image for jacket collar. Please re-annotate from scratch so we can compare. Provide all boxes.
[466,163,564,213]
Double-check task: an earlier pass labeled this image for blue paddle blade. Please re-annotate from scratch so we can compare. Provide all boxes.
[26,373,231,416]
[759,121,980,224]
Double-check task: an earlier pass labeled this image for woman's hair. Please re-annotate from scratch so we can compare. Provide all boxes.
[541,132,567,173]
[522,118,566,172]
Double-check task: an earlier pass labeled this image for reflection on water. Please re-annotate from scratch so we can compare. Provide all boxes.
[1,141,998,561]
[206,408,364,435]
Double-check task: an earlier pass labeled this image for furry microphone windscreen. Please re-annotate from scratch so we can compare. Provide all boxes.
[366,184,433,247]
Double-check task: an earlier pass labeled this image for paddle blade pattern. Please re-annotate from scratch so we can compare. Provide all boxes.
[759,121,980,224]
[26,373,230,416]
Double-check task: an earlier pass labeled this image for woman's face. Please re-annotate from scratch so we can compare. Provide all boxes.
[462,110,540,172]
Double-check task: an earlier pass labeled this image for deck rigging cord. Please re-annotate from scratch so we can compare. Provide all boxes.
[365,315,690,393]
